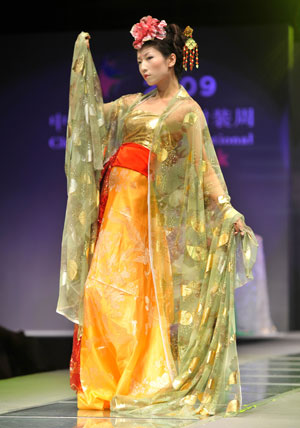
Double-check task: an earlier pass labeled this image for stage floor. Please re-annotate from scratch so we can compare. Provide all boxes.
[0,332,300,427]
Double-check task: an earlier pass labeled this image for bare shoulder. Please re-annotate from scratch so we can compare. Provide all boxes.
[175,95,206,127]
[183,96,204,116]
[103,92,142,116]
[121,92,143,106]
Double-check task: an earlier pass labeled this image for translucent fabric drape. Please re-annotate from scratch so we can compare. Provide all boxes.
[57,32,259,418]
[57,32,142,326]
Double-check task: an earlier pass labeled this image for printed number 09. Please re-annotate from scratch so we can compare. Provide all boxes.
[180,76,217,98]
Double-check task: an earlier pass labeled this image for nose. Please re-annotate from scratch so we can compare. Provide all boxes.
[140,60,147,73]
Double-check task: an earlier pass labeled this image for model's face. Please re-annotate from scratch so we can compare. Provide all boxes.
[137,46,175,85]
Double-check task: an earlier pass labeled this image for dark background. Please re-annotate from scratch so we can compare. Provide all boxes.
[2,0,300,41]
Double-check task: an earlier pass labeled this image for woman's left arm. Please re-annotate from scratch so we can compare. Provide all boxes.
[184,103,246,237]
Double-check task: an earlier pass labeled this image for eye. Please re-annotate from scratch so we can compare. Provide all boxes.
[147,56,153,60]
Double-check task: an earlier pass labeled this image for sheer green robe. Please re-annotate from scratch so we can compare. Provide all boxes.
[57,32,258,418]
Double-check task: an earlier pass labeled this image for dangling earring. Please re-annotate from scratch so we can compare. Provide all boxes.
[182,26,199,71]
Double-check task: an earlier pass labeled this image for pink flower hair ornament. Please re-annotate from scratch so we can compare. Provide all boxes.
[130,15,167,50]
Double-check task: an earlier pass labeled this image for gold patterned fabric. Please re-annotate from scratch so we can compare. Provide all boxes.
[57,32,259,418]
[122,109,160,149]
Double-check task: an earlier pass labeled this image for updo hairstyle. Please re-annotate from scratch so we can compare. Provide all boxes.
[141,23,187,80]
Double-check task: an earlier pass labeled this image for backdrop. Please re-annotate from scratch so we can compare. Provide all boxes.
[0,24,292,333]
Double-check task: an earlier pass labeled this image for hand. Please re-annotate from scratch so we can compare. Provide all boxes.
[85,34,91,49]
[234,217,245,236]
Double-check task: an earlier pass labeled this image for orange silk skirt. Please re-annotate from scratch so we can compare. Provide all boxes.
[76,143,173,410]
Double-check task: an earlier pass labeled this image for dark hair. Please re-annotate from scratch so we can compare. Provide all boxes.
[141,23,187,80]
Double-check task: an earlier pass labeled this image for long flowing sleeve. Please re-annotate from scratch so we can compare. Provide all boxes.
[188,105,259,289]
[56,32,108,325]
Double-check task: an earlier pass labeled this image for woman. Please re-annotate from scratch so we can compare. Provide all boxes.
[57,16,258,419]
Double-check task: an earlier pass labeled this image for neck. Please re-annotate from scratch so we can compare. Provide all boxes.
[155,74,180,99]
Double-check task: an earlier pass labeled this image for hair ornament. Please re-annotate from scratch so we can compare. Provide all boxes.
[130,15,167,50]
[182,26,199,71]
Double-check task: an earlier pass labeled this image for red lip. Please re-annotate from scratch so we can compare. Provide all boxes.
[144,74,149,78]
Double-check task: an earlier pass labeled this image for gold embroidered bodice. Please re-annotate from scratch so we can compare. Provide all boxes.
[122,109,160,149]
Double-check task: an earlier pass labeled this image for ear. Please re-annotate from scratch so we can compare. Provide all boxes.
[168,53,176,68]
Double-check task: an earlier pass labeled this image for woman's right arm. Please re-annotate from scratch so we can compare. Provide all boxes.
[84,33,115,123]
[58,31,117,325]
